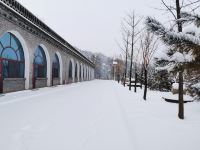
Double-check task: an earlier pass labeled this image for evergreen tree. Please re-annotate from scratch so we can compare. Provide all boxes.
[145,10,200,119]
[145,14,200,92]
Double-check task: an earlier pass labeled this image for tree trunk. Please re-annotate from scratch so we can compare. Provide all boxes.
[129,44,134,91]
[117,74,120,83]
[176,0,182,32]
[143,69,147,100]
[129,67,132,91]
[176,0,184,119]
[178,71,184,119]
[129,13,135,91]
[140,68,143,89]
[124,35,129,87]
[123,73,126,87]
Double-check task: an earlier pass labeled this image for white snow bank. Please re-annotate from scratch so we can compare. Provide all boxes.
[0,80,199,150]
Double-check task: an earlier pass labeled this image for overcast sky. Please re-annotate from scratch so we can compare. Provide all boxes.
[17,0,167,56]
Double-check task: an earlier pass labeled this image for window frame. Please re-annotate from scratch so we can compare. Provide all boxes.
[0,33,25,79]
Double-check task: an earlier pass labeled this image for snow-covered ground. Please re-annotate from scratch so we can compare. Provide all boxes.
[0,80,200,150]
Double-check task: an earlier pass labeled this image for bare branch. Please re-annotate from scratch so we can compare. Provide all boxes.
[162,0,177,19]
[182,0,200,8]
[190,4,200,13]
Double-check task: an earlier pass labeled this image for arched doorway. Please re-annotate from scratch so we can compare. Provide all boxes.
[0,32,25,93]
[52,53,60,86]
[33,46,47,89]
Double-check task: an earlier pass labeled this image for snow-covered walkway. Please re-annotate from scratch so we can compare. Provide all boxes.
[0,80,200,150]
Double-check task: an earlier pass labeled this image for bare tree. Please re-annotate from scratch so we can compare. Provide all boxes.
[116,23,131,87]
[122,11,142,91]
[123,33,130,86]
[133,46,143,92]
[140,31,158,100]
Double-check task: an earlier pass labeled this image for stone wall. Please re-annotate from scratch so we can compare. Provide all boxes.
[3,78,25,93]
[53,78,60,86]
[35,78,47,89]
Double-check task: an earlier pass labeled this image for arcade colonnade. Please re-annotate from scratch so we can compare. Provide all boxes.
[0,1,95,93]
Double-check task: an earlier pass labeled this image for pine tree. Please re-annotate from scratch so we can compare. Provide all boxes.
[145,10,200,119]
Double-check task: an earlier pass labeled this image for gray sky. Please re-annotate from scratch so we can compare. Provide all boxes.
[17,0,164,56]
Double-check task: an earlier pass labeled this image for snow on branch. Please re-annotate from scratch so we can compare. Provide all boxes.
[145,17,200,57]
[180,12,200,27]
[145,17,166,36]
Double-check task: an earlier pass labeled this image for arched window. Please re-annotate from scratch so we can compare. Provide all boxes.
[83,66,85,80]
[79,65,82,80]
[0,32,24,78]
[33,46,47,78]
[86,68,88,80]
[85,67,87,80]
[52,54,59,78]
[75,63,78,79]
[69,60,73,79]
[88,68,90,79]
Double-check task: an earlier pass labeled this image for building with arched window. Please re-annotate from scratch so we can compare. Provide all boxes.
[0,1,95,93]
[0,32,25,93]
[33,46,47,88]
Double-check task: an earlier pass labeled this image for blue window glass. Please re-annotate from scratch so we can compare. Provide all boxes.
[0,33,25,78]
[34,46,46,65]
[1,33,10,48]
[2,48,17,60]
[16,48,24,61]
[11,36,19,50]
[34,56,43,64]
[0,42,3,54]
[33,46,47,78]
[52,54,59,78]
